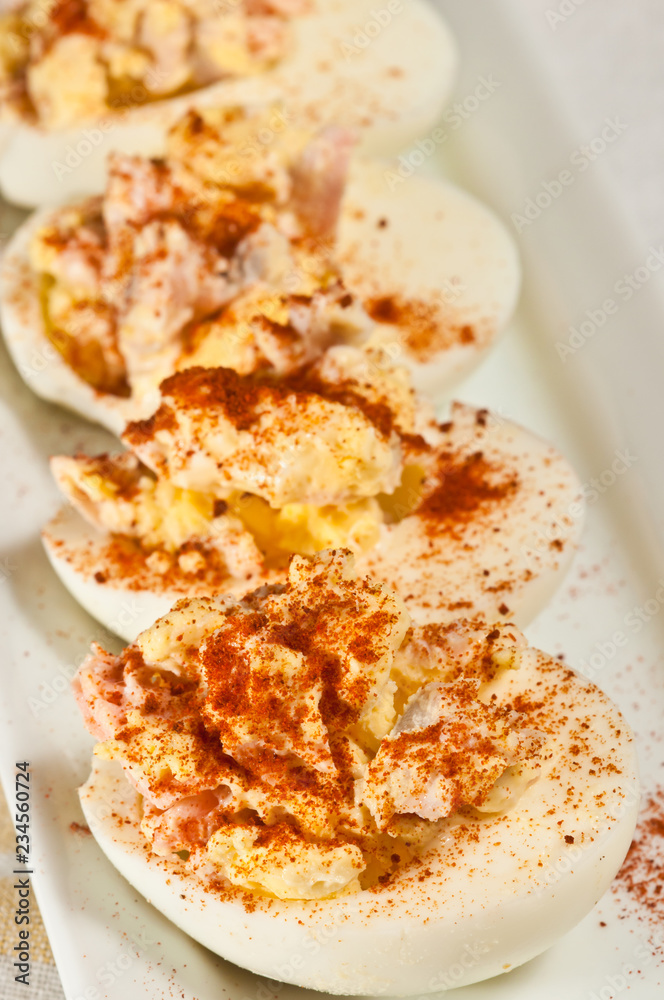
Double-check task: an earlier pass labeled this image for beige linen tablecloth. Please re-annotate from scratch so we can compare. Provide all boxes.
[0,787,65,999]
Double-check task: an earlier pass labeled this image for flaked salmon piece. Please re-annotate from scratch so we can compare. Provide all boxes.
[116,219,232,391]
[141,787,236,856]
[246,0,312,15]
[246,15,288,62]
[139,0,193,96]
[73,640,201,742]
[72,644,128,741]
[290,126,357,240]
[103,154,181,238]
[40,226,105,294]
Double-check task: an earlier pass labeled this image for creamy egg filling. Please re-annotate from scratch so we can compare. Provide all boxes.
[49,347,437,578]
[229,492,384,563]
[120,356,430,506]
[28,105,370,404]
[39,270,130,397]
[74,550,542,901]
[51,451,410,570]
[0,1,310,130]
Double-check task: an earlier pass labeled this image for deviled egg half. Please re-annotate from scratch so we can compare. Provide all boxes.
[0,105,521,429]
[43,348,583,641]
[77,549,639,995]
[0,0,458,207]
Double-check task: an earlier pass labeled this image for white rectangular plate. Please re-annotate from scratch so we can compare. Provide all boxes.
[1,1,663,997]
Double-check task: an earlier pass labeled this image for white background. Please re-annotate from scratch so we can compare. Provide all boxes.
[523,0,664,248]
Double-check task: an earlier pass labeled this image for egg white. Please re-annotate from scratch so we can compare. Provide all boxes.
[338,160,521,401]
[0,0,458,208]
[0,167,520,433]
[0,206,140,437]
[42,404,583,642]
[355,402,584,626]
[78,648,639,995]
